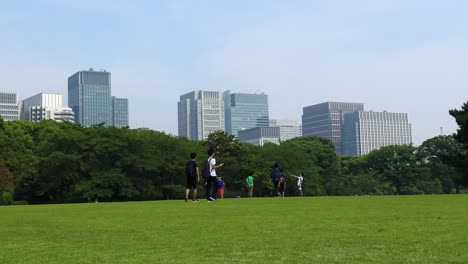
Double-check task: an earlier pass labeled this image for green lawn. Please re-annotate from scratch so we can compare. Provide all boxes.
[1,195,467,263]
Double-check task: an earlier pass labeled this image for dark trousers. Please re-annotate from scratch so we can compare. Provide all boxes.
[205,176,219,199]
[273,180,279,196]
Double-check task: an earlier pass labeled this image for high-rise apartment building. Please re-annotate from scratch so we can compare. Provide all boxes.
[225,92,269,136]
[68,69,112,126]
[112,97,129,128]
[342,111,412,156]
[269,119,303,141]
[20,92,74,122]
[178,90,225,140]
[0,92,19,121]
[302,102,364,155]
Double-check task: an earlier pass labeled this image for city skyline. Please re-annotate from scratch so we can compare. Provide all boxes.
[1,1,467,144]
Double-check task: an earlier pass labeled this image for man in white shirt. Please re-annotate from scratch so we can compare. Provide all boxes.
[206,148,224,202]
[292,173,304,196]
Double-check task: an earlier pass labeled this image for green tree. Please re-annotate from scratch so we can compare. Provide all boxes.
[279,136,336,196]
[367,145,431,194]
[449,102,468,187]
[449,102,468,146]
[0,121,39,202]
[417,135,464,193]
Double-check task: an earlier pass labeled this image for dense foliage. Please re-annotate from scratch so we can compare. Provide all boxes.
[0,102,467,204]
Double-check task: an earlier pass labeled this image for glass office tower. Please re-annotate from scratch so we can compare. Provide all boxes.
[112,97,129,128]
[342,111,412,156]
[68,69,112,126]
[0,92,19,120]
[225,92,269,136]
[302,102,364,155]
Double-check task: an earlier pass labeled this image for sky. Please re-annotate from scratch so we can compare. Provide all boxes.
[1,0,467,145]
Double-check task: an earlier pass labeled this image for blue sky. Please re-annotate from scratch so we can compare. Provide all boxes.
[1,0,467,144]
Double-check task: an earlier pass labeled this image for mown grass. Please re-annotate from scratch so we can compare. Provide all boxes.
[1,195,467,263]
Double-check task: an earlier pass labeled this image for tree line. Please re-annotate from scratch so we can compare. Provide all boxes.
[0,102,467,204]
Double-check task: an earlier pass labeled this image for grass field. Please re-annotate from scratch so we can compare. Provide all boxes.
[1,195,467,263]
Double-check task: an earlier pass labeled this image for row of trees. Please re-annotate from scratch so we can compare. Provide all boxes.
[0,102,467,204]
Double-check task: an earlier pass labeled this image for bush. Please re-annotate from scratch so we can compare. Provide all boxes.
[12,200,29,205]
[0,191,13,205]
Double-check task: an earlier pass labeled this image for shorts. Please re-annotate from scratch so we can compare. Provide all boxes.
[218,188,225,196]
[186,177,197,189]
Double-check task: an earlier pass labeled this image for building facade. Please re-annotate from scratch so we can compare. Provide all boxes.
[68,69,112,126]
[238,127,281,146]
[112,97,129,128]
[0,92,19,121]
[302,102,364,155]
[342,111,412,156]
[225,92,269,136]
[178,90,225,140]
[30,106,75,123]
[269,119,303,141]
[20,92,68,121]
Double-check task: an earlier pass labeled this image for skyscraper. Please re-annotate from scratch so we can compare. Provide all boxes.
[0,92,19,121]
[302,102,364,155]
[20,92,74,122]
[68,69,112,126]
[178,90,225,140]
[225,92,269,136]
[112,96,129,128]
[342,111,412,156]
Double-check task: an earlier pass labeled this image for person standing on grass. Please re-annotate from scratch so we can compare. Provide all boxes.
[205,148,224,202]
[270,163,281,197]
[278,177,286,197]
[291,173,304,196]
[218,176,225,199]
[246,174,254,197]
[184,153,200,202]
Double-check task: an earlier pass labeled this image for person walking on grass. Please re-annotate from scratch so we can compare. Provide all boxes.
[246,174,254,197]
[270,163,281,197]
[218,176,225,199]
[185,153,200,202]
[291,173,304,196]
[205,149,224,202]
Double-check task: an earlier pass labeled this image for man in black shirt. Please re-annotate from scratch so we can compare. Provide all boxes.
[185,153,200,202]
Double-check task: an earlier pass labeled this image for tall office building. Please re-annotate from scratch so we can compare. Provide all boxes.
[302,102,364,155]
[270,119,303,141]
[178,90,225,140]
[0,92,19,121]
[225,92,269,136]
[68,69,112,126]
[238,127,281,146]
[20,92,74,122]
[342,111,412,156]
[112,97,129,128]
